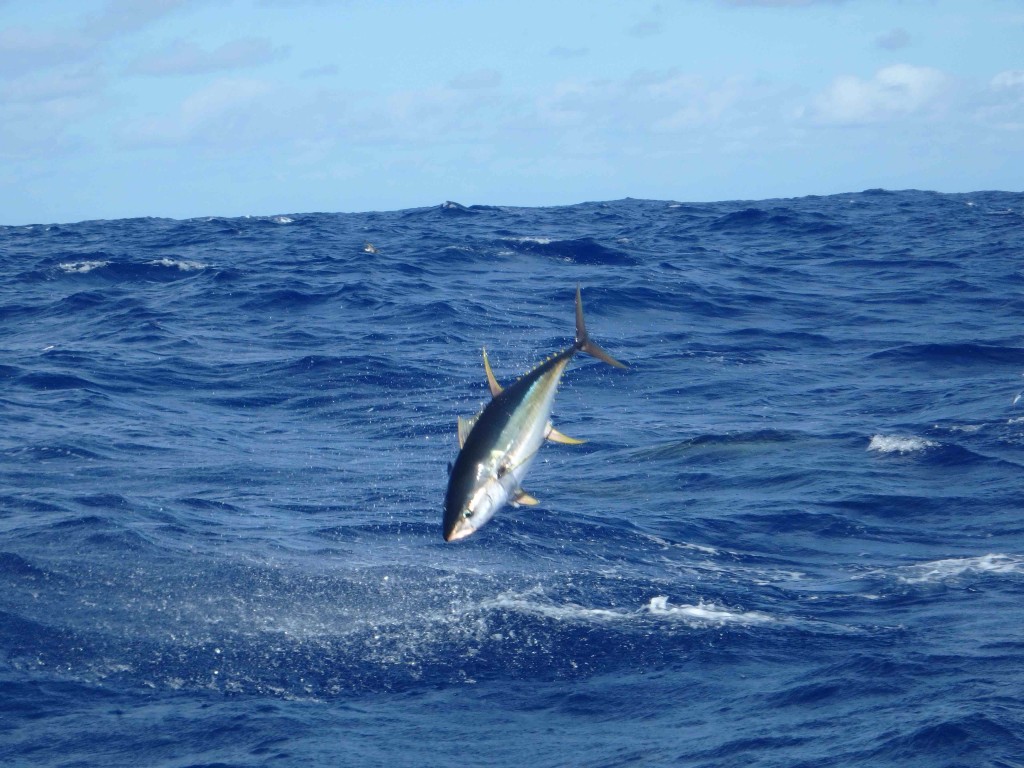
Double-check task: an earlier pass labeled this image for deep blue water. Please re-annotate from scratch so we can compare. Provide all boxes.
[2,191,1024,767]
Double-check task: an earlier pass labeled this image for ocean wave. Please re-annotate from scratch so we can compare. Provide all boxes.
[496,236,638,266]
[707,206,844,235]
[0,566,779,697]
[860,552,1024,589]
[5,190,1024,762]
[55,259,209,280]
[632,429,804,462]
[867,434,938,454]
[869,342,1024,368]
[146,257,208,271]
[58,260,108,274]
[482,592,773,628]
[644,596,774,625]
[884,554,1024,585]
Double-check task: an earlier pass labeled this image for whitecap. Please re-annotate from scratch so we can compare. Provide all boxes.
[645,596,773,626]
[148,258,207,271]
[271,216,293,224]
[480,592,773,627]
[867,434,938,454]
[885,554,1024,585]
[59,260,108,274]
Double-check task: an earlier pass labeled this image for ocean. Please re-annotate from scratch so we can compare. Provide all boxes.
[1,190,1023,767]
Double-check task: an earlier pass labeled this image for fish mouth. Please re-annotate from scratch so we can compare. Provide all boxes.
[443,518,476,542]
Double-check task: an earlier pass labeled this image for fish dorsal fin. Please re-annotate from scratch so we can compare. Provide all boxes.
[482,347,503,397]
[546,424,586,445]
[457,414,479,448]
[512,489,539,506]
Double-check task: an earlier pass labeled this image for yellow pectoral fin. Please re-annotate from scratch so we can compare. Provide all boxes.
[482,347,503,398]
[512,490,539,506]
[546,425,586,445]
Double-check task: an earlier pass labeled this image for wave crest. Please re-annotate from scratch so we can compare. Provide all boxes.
[867,435,938,454]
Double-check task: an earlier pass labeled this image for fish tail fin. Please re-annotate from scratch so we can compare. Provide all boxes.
[574,284,628,369]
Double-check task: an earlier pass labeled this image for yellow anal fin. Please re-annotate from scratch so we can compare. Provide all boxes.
[546,425,586,445]
[457,414,479,448]
[482,347,503,397]
[512,490,539,506]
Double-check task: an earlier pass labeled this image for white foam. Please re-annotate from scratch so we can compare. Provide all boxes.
[941,424,981,433]
[483,594,626,623]
[59,260,108,274]
[510,236,553,245]
[639,532,718,555]
[645,596,773,625]
[482,592,773,627]
[271,216,293,224]
[885,554,1024,584]
[148,258,207,271]
[867,434,938,454]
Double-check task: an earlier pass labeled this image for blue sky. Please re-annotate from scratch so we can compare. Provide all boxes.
[2,0,1022,224]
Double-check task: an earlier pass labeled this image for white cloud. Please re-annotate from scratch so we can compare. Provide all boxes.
[811,64,948,124]
[977,70,1024,131]
[127,38,284,76]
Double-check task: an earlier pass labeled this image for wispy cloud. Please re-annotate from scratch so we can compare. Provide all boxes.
[875,28,910,51]
[0,65,106,160]
[1,66,105,104]
[722,0,845,6]
[627,20,663,38]
[991,70,1024,90]
[447,69,502,90]
[126,38,285,76]
[82,0,194,40]
[0,26,96,76]
[299,64,339,79]
[119,77,280,148]
[549,46,590,59]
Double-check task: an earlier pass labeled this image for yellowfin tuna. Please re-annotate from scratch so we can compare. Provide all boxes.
[443,286,627,541]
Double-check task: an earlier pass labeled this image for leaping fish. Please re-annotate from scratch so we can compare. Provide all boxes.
[443,285,627,541]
